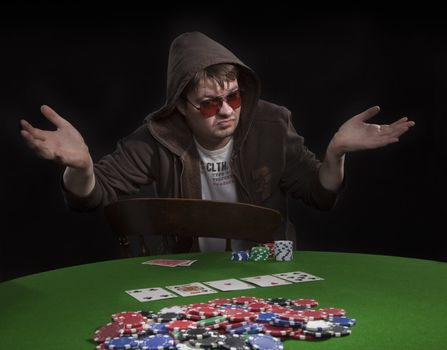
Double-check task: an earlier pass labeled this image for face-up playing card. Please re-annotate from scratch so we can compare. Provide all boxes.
[240,275,292,287]
[125,287,177,302]
[165,282,218,297]
[142,259,197,267]
[273,271,324,283]
[203,278,256,291]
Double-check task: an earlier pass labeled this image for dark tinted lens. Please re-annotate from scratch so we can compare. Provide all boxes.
[226,90,241,109]
[199,99,221,118]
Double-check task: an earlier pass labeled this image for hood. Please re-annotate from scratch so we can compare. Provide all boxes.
[145,31,261,154]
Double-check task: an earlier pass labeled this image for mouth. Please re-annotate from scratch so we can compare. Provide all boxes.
[217,118,235,127]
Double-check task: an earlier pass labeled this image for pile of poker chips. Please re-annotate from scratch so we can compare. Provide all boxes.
[231,241,293,262]
[92,296,356,349]
[273,241,293,262]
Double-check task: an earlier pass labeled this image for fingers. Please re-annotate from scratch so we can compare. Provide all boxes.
[353,105,381,122]
[20,129,53,159]
[19,119,46,141]
[40,105,67,128]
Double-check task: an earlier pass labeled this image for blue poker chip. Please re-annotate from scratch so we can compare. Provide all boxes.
[328,316,356,327]
[248,334,283,350]
[139,334,174,350]
[146,322,168,335]
[256,312,276,323]
[104,336,139,349]
[270,316,302,328]
[231,250,250,261]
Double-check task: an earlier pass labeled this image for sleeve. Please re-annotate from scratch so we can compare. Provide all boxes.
[280,111,341,210]
[63,125,157,211]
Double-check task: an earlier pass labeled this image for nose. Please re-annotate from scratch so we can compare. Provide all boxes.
[217,100,233,117]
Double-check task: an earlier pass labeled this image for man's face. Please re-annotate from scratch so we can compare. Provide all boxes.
[180,78,240,150]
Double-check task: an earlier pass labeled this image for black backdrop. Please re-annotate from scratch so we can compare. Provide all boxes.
[2,5,446,281]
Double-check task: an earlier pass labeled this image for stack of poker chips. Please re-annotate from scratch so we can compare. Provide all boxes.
[274,240,293,261]
[250,246,269,261]
[92,296,356,349]
[231,250,250,261]
[231,240,294,262]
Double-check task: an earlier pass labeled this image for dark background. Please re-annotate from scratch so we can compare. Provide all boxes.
[2,4,446,282]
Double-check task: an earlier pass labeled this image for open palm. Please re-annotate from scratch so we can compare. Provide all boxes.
[20,105,91,170]
[335,106,415,154]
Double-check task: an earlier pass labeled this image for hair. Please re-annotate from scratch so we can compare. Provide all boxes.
[183,64,239,96]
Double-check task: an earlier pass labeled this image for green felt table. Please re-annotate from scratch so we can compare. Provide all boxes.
[1,251,446,349]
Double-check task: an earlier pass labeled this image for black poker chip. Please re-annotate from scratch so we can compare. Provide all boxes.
[179,327,212,340]
[156,312,183,322]
[266,297,291,306]
[189,335,221,348]
[218,334,250,350]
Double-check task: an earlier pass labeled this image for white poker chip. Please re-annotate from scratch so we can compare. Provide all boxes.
[304,320,332,332]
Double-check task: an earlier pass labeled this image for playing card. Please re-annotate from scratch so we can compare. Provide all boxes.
[125,287,177,302]
[203,278,256,291]
[240,275,292,287]
[142,259,197,267]
[273,271,324,283]
[165,282,218,297]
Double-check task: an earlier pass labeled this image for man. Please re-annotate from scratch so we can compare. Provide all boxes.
[19,31,414,253]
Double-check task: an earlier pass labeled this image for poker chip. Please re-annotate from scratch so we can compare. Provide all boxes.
[248,334,283,350]
[318,307,346,317]
[104,336,139,349]
[291,298,318,308]
[328,324,352,337]
[328,316,356,327]
[93,294,356,349]
[208,298,232,307]
[189,335,221,348]
[166,319,195,331]
[93,322,123,343]
[178,327,212,340]
[139,334,174,349]
[218,334,250,349]
[232,296,259,305]
[156,312,183,322]
[266,297,291,306]
[303,320,332,332]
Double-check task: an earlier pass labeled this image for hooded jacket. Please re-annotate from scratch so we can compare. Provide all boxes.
[65,31,338,248]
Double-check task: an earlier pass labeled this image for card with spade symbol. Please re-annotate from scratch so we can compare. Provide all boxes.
[125,287,177,302]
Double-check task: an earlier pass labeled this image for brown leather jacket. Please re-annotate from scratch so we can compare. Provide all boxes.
[64,32,339,250]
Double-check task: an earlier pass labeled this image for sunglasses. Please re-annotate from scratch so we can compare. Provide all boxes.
[184,89,241,118]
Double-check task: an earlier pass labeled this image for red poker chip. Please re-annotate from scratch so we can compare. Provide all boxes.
[302,309,328,320]
[119,325,146,335]
[278,311,307,322]
[263,324,294,336]
[222,309,256,322]
[267,305,289,313]
[232,296,259,305]
[166,319,196,331]
[247,302,270,312]
[185,312,207,321]
[186,303,209,308]
[290,328,317,340]
[317,307,346,317]
[291,299,318,308]
[187,306,221,317]
[207,298,232,307]
[224,321,248,330]
[93,322,123,343]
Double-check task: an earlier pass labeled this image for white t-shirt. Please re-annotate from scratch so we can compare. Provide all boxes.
[194,138,248,252]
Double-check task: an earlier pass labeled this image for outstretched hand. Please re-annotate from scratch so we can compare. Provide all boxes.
[20,105,92,170]
[331,106,415,156]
